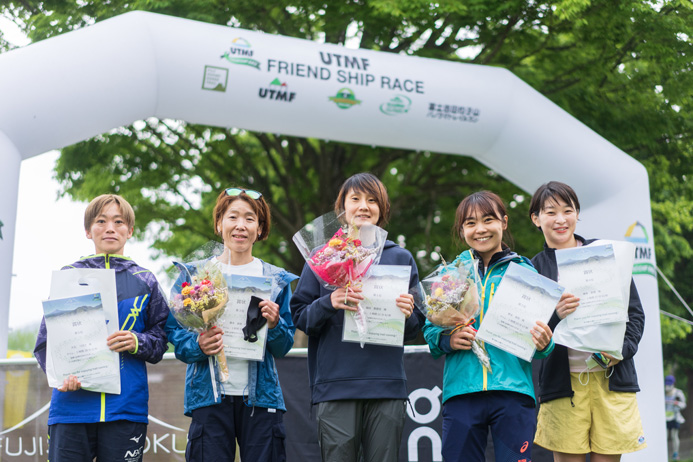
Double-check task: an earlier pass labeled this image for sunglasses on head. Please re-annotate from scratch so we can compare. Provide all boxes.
[225,188,262,200]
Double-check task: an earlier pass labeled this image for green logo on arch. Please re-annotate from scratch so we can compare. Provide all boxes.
[329,88,361,109]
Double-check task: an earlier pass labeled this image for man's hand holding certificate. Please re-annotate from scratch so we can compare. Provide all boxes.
[44,268,121,394]
[42,293,120,394]
[475,263,564,362]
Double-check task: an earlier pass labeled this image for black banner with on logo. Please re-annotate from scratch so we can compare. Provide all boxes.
[0,351,551,461]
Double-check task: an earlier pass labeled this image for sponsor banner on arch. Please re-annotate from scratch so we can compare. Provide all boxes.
[624,221,656,278]
[193,31,489,141]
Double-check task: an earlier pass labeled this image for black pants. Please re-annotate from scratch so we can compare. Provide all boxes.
[186,396,286,462]
[48,420,147,462]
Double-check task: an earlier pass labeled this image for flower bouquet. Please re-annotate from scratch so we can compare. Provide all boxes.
[293,212,388,345]
[420,259,492,372]
[169,258,230,381]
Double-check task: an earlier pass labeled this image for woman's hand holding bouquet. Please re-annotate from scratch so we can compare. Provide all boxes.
[169,259,230,381]
[420,260,492,372]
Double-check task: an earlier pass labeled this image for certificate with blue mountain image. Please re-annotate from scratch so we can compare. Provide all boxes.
[556,243,627,328]
[343,265,411,347]
[42,293,120,393]
[220,274,272,361]
[476,263,564,362]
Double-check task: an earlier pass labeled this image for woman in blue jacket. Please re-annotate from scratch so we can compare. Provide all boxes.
[423,190,554,462]
[166,188,297,462]
[290,172,425,462]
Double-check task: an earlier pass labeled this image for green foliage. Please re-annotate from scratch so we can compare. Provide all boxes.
[662,226,693,372]
[660,314,693,344]
[2,1,693,352]
[8,326,38,353]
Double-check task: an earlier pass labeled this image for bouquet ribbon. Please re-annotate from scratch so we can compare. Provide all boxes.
[447,318,477,335]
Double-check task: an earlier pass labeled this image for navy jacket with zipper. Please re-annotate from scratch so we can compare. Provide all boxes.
[290,240,425,404]
[532,235,645,404]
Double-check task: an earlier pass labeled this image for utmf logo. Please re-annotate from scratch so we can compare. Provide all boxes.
[221,38,260,70]
[624,221,656,278]
[329,88,361,109]
[259,78,296,102]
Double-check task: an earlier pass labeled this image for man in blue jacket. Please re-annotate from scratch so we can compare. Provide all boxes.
[34,194,169,462]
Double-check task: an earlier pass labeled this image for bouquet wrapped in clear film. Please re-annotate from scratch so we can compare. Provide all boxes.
[169,258,230,381]
[293,212,388,345]
[420,259,492,372]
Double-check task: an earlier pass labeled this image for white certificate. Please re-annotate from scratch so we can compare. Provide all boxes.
[49,269,119,335]
[343,265,410,347]
[42,293,120,393]
[556,243,627,328]
[47,268,120,394]
[220,274,272,361]
[588,239,635,305]
[476,263,564,362]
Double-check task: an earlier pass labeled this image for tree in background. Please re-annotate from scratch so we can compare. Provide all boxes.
[2,2,692,352]
[7,326,40,352]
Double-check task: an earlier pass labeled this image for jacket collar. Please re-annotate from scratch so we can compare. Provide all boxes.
[472,246,514,265]
[468,247,518,277]
[542,234,588,252]
[76,254,135,269]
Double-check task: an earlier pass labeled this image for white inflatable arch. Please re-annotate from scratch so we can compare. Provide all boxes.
[0,11,664,458]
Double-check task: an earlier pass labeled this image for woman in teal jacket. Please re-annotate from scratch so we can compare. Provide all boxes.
[423,191,554,462]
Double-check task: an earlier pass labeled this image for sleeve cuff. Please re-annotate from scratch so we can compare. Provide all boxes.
[536,338,554,358]
[439,333,454,354]
[129,331,139,354]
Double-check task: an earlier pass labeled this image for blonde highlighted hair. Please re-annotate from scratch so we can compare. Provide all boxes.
[84,194,135,231]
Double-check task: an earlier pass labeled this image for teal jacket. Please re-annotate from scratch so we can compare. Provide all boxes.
[423,249,554,404]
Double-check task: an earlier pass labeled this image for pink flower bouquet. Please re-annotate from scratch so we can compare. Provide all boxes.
[293,212,388,344]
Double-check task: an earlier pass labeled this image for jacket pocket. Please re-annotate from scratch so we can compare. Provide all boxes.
[611,359,640,392]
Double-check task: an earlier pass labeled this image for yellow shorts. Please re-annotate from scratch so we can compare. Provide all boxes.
[534,371,647,454]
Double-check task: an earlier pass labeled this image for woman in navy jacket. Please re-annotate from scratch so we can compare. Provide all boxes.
[290,172,425,462]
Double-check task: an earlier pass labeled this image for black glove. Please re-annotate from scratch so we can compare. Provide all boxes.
[242,296,267,343]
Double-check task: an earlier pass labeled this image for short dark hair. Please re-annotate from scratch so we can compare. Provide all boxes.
[453,190,513,249]
[213,189,271,241]
[334,173,391,227]
[528,181,581,220]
